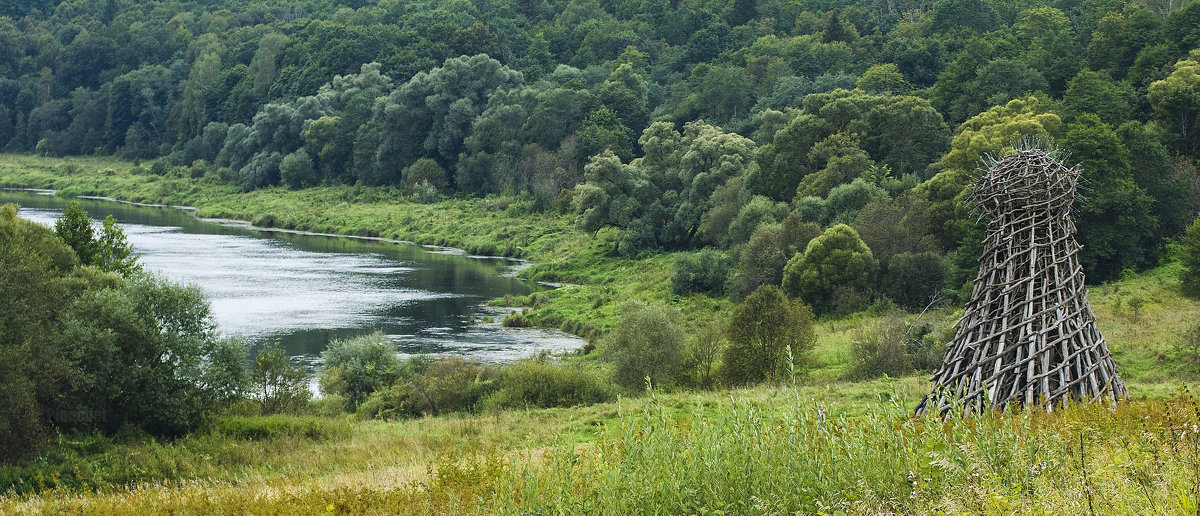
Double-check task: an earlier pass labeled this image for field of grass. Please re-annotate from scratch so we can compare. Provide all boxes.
[3,381,1199,514]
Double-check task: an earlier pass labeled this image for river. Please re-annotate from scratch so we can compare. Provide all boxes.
[1,190,585,368]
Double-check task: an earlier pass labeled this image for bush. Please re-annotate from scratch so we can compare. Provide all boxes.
[671,249,730,295]
[881,252,949,309]
[482,356,617,409]
[849,313,949,379]
[683,322,727,388]
[318,332,402,409]
[604,300,687,390]
[406,356,496,416]
[723,285,816,385]
[1182,215,1200,297]
[279,149,317,189]
[783,223,879,314]
[213,415,350,441]
[848,316,914,379]
[252,342,312,414]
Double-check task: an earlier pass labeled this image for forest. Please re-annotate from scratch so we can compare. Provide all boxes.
[2,0,1198,293]
[5,0,1200,510]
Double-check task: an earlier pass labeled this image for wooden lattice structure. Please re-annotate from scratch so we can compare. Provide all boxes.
[916,144,1127,417]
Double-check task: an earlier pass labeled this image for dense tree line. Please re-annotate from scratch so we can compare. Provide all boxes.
[3,0,1200,300]
[0,202,248,460]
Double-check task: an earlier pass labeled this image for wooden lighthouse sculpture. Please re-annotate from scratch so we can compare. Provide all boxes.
[916,142,1127,417]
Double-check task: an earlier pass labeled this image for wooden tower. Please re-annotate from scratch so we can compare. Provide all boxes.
[916,143,1127,417]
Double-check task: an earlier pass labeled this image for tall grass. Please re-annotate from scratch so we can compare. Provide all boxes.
[5,384,1199,514]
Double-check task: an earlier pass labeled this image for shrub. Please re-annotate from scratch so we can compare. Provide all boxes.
[252,342,312,414]
[318,332,401,409]
[848,316,914,379]
[671,249,730,295]
[881,252,949,310]
[406,356,496,416]
[849,313,949,379]
[279,149,316,189]
[482,356,617,409]
[1182,215,1200,297]
[783,223,879,314]
[213,415,351,441]
[684,322,727,388]
[723,285,816,385]
[604,300,687,390]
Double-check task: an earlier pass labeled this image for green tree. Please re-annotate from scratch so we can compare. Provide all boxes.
[357,54,523,186]
[1181,215,1200,297]
[599,63,649,136]
[856,63,911,94]
[723,285,816,385]
[94,215,141,277]
[253,342,311,414]
[881,251,949,309]
[672,249,731,295]
[57,274,248,436]
[1061,114,1158,281]
[1148,50,1200,157]
[605,300,686,390]
[1118,121,1197,241]
[279,149,317,189]
[574,107,634,165]
[54,200,96,265]
[1062,69,1135,125]
[0,204,76,460]
[319,332,402,409]
[782,223,879,314]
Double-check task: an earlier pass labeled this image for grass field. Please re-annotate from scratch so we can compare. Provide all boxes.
[3,382,1199,514]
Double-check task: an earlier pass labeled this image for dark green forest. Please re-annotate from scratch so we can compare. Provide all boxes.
[3,0,1199,299]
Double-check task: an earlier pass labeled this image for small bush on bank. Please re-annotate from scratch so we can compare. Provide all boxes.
[481,356,617,410]
[671,249,730,296]
[213,415,350,441]
[604,300,687,390]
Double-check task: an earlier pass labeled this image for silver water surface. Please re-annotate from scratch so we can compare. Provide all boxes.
[3,191,584,363]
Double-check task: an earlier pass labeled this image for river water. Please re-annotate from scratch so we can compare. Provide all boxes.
[1,190,584,367]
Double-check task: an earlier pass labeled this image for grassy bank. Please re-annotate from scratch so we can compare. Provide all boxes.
[3,381,1199,514]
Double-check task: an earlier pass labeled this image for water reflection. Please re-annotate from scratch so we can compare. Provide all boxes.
[2,190,584,363]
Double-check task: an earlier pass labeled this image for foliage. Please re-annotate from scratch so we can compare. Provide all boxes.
[1148,50,1200,158]
[252,343,311,414]
[54,200,141,276]
[2,200,249,458]
[723,285,815,385]
[53,200,95,265]
[1062,114,1158,282]
[1182,215,1200,297]
[318,332,402,409]
[881,252,949,310]
[671,249,730,296]
[482,356,617,409]
[782,224,878,314]
[604,300,687,390]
